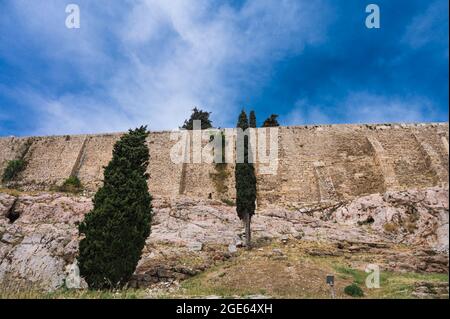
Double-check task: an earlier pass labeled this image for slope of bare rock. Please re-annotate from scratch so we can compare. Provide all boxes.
[0,186,448,291]
[329,187,449,252]
[412,281,449,299]
[0,193,90,291]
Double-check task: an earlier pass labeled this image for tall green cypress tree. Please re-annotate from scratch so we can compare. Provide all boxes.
[78,126,152,289]
[249,110,257,128]
[235,111,257,249]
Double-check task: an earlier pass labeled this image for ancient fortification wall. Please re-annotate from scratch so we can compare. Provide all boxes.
[0,137,32,175]
[257,123,449,208]
[76,133,122,191]
[0,123,448,208]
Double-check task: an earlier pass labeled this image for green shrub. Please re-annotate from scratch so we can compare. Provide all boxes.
[78,126,152,290]
[59,176,83,193]
[2,159,25,182]
[344,283,364,297]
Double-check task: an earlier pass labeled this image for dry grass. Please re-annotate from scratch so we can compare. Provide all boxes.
[177,241,448,299]
[0,187,22,197]
[179,241,353,299]
[0,288,148,299]
[383,222,398,233]
[1,240,447,299]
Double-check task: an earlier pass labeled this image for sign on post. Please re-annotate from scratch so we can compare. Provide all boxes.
[326,275,335,299]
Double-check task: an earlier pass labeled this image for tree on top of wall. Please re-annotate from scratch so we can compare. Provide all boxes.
[249,110,257,128]
[262,114,280,127]
[181,107,213,130]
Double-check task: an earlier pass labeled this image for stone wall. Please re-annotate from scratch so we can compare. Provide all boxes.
[19,135,86,189]
[0,137,32,175]
[76,133,122,191]
[147,131,185,197]
[257,123,449,208]
[0,123,448,207]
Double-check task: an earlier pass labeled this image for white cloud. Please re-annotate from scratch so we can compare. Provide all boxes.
[283,99,331,125]
[0,0,332,135]
[3,87,135,136]
[402,0,448,54]
[340,92,437,124]
[286,92,440,126]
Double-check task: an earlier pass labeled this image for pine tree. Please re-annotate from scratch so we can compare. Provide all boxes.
[78,126,152,290]
[262,114,280,127]
[235,111,257,249]
[249,110,257,128]
[181,107,213,130]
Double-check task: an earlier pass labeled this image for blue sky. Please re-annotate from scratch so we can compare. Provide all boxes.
[0,0,448,136]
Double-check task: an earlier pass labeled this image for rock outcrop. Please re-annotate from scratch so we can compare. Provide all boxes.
[0,193,89,291]
[0,186,448,291]
[329,187,449,251]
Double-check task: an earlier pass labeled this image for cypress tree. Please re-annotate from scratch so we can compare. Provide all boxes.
[249,110,257,128]
[235,111,257,249]
[78,126,152,290]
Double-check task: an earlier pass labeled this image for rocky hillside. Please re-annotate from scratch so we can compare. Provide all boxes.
[0,187,448,296]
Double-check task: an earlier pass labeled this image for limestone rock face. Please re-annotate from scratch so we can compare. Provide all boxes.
[0,186,448,291]
[0,193,90,291]
[65,261,88,289]
[330,187,449,251]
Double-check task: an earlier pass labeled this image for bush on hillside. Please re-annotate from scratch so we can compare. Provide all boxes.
[59,176,83,193]
[344,283,364,297]
[2,159,25,182]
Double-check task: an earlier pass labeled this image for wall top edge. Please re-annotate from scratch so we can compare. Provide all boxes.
[0,122,448,140]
